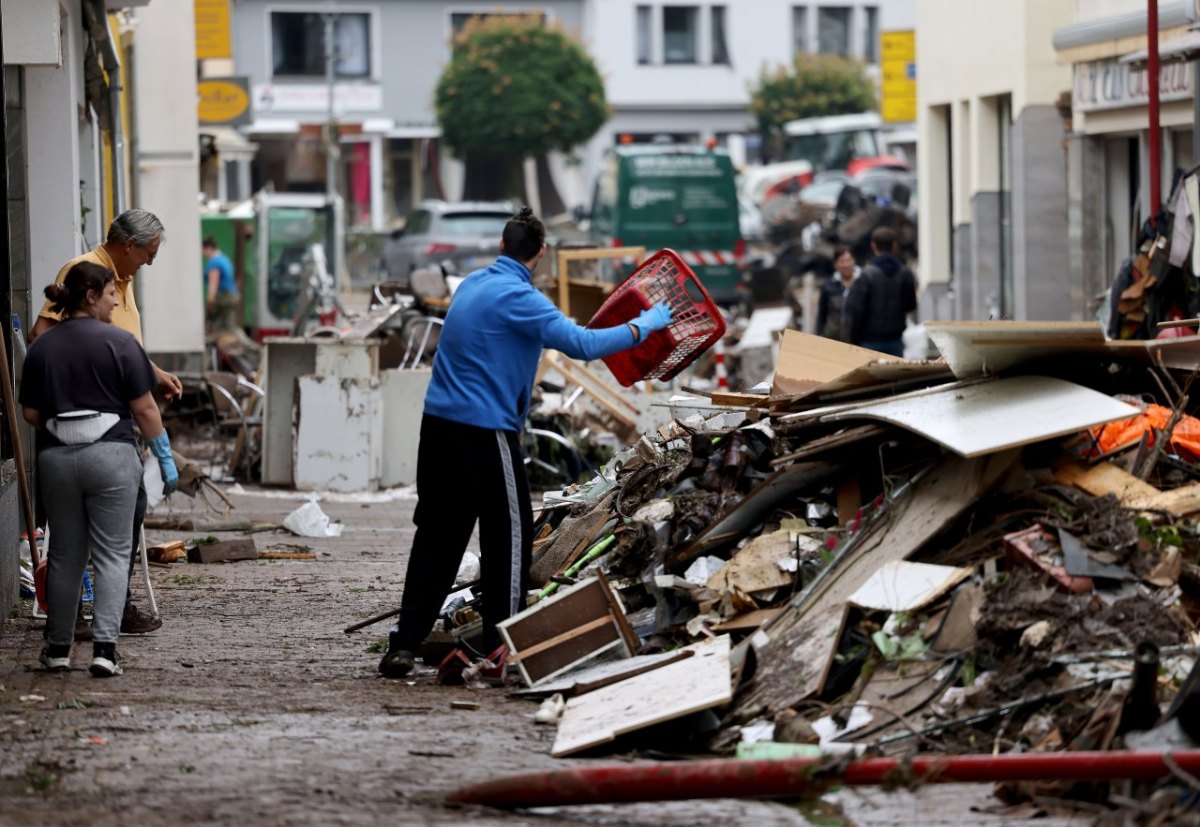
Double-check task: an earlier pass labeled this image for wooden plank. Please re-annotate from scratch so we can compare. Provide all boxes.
[187,538,258,564]
[552,636,732,757]
[825,376,1139,458]
[709,391,771,408]
[711,608,782,633]
[596,571,639,656]
[258,550,317,560]
[770,424,887,467]
[547,352,640,416]
[1053,459,1160,503]
[924,320,1107,379]
[736,451,1015,717]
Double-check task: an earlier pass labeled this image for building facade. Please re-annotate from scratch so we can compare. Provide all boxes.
[915,0,1074,322]
[228,0,915,229]
[1055,0,1200,318]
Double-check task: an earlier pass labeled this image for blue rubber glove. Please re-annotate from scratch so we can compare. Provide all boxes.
[147,432,179,495]
[629,301,673,344]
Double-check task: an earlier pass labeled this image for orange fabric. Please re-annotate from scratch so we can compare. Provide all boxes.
[1089,404,1200,458]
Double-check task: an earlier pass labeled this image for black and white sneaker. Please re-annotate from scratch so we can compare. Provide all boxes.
[89,643,123,678]
[39,644,70,671]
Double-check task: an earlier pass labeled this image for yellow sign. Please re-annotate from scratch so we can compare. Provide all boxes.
[880,30,916,124]
[197,78,250,126]
[195,0,232,60]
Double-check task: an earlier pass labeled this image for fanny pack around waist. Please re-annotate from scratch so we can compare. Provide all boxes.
[45,410,121,445]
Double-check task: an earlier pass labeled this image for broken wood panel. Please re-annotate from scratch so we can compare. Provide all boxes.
[1053,459,1160,503]
[737,452,1015,716]
[510,650,695,700]
[552,636,732,757]
[825,376,1139,458]
[769,424,889,467]
[669,461,841,568]
[711,608,782,633]
[769,331,897,398]
[498,575,631,687]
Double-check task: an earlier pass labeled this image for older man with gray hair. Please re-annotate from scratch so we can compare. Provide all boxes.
[30,208,183,636]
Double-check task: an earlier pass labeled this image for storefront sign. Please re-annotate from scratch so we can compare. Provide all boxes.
[253,84,383,114]
[880,30,916,123]
[197,77,251,125]
[194,0,232,60]
[1073,57,1192,113]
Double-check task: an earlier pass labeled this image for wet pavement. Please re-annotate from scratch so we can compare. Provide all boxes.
[0,487,1087,825]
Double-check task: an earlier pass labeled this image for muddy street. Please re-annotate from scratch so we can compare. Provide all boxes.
[0,488,1079,827]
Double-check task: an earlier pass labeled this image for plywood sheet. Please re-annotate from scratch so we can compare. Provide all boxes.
[510,650,694,699]
[925,321,1107,379]
[552,636,732,757]
[1053,459,1160,503]
[825,375,1139,458]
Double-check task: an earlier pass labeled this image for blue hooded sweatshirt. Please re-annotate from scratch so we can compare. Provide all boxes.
[423,255,638,432]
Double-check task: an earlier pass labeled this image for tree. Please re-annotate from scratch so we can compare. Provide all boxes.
[435,16,609,202]
[749,54,876,138]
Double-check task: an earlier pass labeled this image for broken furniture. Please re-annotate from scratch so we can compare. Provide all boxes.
[553,246,646,321]
[498,573,639,688]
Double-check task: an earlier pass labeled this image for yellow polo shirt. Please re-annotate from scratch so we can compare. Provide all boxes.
[38,246,143,344]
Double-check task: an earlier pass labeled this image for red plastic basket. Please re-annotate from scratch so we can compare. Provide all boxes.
[586,249,727,387]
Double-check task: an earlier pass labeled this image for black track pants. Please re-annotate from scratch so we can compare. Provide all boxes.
[395,414,532,653]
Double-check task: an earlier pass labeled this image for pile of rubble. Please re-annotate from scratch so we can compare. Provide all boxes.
[444,321,1200,818]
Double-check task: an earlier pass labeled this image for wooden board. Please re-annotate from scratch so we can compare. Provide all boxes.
[825,376,1139,458]
[709,391,771,408]
[769,330,897,397]
[552,636,732,757]
[1053,459,1160,503]
[924,320,1108,379]
[711,608,782,633]
[736,451,1015,716]
[510,650,694,699]
[187,538,258,564]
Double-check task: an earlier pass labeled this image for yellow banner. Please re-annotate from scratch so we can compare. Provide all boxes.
[195,0,232,60]
[197,78,250,125]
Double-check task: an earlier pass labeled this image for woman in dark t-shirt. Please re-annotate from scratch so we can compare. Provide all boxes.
[19,261,179,678]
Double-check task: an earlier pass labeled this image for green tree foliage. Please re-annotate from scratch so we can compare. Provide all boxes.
[435,16,609,160]
[749,54,876,135]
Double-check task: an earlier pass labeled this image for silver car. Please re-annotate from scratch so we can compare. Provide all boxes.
[384,199,516,283]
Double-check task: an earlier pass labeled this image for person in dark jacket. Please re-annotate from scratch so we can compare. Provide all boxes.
[377,207,672,684]
[817,246,860,341]
[844,226,917,356]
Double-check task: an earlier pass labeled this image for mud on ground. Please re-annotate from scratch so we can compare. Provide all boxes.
[0,489,1086,826]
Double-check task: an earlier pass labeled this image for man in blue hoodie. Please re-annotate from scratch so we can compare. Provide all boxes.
[844,226,917,357]
[378,207,672,682]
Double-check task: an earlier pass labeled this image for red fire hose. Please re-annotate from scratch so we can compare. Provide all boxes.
[449,751,1200,809]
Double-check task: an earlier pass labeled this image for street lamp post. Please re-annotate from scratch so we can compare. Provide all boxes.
[323,11,339,204]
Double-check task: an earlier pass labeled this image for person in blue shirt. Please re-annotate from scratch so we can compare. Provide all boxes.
[378,206,672,683]
[202,236,240,333]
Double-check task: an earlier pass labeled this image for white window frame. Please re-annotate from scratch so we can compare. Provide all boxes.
[264,4,383,83]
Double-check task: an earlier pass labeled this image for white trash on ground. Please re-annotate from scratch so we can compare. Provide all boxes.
[282,497,344,538]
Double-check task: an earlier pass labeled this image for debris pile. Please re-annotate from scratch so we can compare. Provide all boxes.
[451,321,1200,818]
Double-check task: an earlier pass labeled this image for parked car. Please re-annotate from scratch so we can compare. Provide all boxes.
[384,199,515,284]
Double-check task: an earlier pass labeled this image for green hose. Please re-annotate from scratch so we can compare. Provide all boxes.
[536,533,616,599]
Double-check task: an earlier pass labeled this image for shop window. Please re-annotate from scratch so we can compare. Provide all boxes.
[792,6,809,56]
[817,6,850,56]
[636,5,653,65]
[663,6,698,64]
[711,6,729,65]
[271,12,372,79]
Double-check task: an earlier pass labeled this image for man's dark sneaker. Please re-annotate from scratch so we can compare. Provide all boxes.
[89,642,123,678]
[74,618,93,642]
[39,644,70,671]
[120,605,162,634]
[378,648,416,679]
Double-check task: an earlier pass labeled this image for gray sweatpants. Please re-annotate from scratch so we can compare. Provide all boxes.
[39,441,142,646]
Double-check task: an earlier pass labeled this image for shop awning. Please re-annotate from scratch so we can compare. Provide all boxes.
[1121,28,1200,66]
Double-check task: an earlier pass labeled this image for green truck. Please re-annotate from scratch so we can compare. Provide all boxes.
[588,145,743,303]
